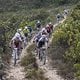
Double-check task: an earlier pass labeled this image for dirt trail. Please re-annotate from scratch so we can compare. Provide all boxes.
[6,48,26,80]
[7,39,34,80]
[35,17,67,80]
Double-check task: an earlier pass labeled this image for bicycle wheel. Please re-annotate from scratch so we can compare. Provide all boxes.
[38,48,42,61]
[13,48,17,66]
[14,53,16,66]
[43,50,46,65]
[41,48,46,65]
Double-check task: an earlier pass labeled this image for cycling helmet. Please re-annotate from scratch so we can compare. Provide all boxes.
[37,20,40,23]
[49,22,52,25]
[25,26,28,29]
[46,24,49,28]
[17,28,22,33]
[15,33,20,37]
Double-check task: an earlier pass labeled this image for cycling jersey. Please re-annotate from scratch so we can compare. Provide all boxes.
[38,35,48,48]
[12,32,22,41]
[36,23,41,29]
[13,39,21,48]
[41,28,47,35]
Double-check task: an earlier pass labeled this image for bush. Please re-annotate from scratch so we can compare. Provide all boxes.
[50,4,80,79]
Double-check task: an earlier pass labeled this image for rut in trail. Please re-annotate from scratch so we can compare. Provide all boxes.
[35,18,67,80]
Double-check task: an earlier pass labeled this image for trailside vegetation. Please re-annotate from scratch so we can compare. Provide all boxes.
[48,4,80,80]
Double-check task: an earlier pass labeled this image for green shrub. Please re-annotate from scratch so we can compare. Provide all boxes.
[51,4,80,79]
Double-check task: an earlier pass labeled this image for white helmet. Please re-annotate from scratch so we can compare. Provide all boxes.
[37,20,40,23]
[49,22,52,25]
[46,24,49,28]
[25,26,28,29]
[17,28,22,32]
[15,33,20,37]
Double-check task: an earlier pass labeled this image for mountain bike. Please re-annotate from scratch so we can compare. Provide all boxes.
[39,47,46,65]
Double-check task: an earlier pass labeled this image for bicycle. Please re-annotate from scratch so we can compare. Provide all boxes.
[39,47,46,65]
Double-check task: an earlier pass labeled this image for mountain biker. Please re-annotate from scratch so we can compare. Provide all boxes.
[27,26,33,38]
[33,27,47,42]
[27,26,32,33]
[23,26,30,46]
[48,22,54,32]
[64,9,68,18]
[56,13,61,23]
[33,27,47,54]
[36,20,41,31]
[37,31,48,59]
[45,24,51,37]
[10,30,23,59]
[64,9,68,15]
[23,26,29,37]
[38,34,48,48]
[23,26,29,42]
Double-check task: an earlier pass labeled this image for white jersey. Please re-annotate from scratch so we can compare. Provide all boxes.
[41,28,47,33]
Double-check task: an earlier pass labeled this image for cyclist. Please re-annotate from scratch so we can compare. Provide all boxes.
[64,9,68,18]
[56,13,61,23]
[36,20,41,31]
[37,31,49,61]
[23,26,29,44]
[38,28,48,48]
[23,26,29,37]
[33,31,42,54]
[27,26,33,38]
[48,22,54,32]
[27,26,32,34]
[33,27,47,44]
[10,31,23,59]
[45,24,51,37]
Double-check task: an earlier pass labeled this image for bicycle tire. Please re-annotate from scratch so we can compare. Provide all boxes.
[43,51,46,65]
[39,48,46,65]
[13,48,17,66]
[14,52,16,66]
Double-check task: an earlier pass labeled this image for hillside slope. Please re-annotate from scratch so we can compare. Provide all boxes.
[48,3,80,80]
